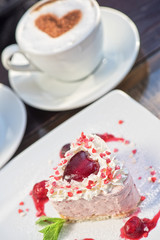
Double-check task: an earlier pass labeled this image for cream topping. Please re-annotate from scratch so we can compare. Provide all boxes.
[46,132,128,201]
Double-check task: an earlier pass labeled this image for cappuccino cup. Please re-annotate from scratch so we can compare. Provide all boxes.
[2,0,103,82]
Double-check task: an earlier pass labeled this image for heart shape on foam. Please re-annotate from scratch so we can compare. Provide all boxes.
[35,10,82,38]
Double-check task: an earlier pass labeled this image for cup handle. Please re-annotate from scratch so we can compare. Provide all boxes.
[1,44,39,72]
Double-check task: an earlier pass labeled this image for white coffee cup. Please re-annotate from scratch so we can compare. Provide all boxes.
[1,0,103,82]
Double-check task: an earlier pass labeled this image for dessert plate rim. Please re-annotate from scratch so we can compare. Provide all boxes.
[0,83,27,168]
[8,7,140,111]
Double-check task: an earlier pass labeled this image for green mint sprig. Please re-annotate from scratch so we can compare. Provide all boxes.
[36,216,66,240]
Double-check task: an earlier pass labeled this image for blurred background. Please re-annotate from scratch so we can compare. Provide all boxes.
[0,0,39,52]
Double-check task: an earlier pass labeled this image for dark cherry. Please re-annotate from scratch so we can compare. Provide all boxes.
[123,216,144,239]
[63,151,99,182]
[121,211,160,239]
[60,143,71,158]
[32,180,48,200]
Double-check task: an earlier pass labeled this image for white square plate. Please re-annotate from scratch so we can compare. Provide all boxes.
[1,90,160,240]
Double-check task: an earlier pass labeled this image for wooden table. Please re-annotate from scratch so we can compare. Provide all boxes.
[1,0,160,161]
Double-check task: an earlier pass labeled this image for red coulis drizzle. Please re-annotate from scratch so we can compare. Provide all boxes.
[30,180,48,217]
[96,133,125,143]
[59,133,125,158]
[120,210,160,239]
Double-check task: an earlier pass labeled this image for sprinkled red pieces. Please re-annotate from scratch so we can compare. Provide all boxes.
[84,142,91,148]
[108,173,113,179]
[86,185,92,189]
[86,180,95,189]
[54,176,60,181]
[104,179,109,184]
[18,209,23,214]
[50,189,54,194]
[52,181,57,187]
[106,158,111,164]
[106,151,111,155]
[116,174,122,179]
[66,152,71,157]
[18,201,30,216]
[92,148,97,153]
[118,120,124,124]
[100,172,106,178]
[105,167,114,180]
[88,180,94,185]
[55,170,60,175]
[62,159,67,164]
[125,140,130,144]
[138,177,142,180]
[76,132,88,145]
[68,192,73,197]
[150,170,156,176]
[115,165,120,170]
[100,153,106,158]
[140,196,146,201]
[49,175,54,178]
[113,148,119,153]
[132,149,137,154]
[77,190,82,194]
[151,177,157,182]
[106,167,112,175]
[89,137,94,141]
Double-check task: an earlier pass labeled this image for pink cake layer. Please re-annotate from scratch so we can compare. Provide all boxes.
[51,173,141,221]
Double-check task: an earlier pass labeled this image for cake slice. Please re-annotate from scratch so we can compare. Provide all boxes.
[46,132,140,221]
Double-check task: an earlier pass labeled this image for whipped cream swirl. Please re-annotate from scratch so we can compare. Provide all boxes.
[46,132,128,201]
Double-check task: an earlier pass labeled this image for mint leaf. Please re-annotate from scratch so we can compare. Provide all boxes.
[36,217,66,240]
[39,221,64,240]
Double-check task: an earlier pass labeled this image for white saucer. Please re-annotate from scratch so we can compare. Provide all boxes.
[9,7,140,111]
[0,84,26,168]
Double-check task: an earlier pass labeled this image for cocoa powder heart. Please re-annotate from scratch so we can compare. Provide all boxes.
[35,10,82,38]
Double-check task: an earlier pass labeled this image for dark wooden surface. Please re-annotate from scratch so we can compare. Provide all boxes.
[1,0,160,162]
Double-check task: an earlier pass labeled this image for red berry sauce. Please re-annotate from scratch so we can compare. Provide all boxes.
[63,151,99,182]
[30,180,48,217]
[120,211,160,239]
[97,133,125,143]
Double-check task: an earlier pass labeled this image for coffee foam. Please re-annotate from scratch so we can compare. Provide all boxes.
[16,0,99,54]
